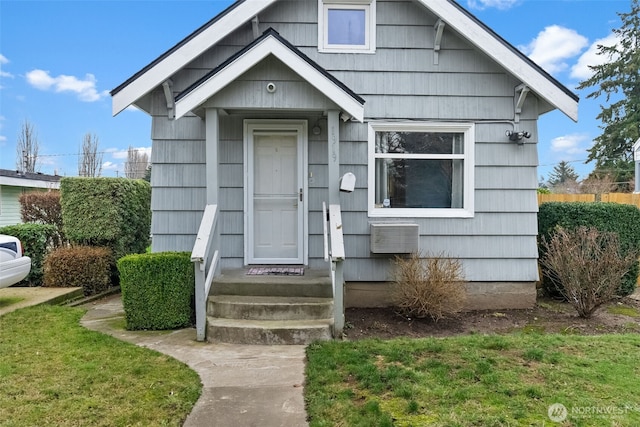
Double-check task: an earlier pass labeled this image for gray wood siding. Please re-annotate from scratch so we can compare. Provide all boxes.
[150,113,207,252]
[150,0,542,283]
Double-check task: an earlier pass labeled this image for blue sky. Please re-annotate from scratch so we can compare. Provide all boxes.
[0,0,631,180]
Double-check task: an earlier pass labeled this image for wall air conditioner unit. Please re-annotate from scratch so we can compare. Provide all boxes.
[370,223,419,254]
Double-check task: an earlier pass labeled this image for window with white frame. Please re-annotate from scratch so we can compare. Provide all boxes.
[368,122,475,218]
[318,0,376,53]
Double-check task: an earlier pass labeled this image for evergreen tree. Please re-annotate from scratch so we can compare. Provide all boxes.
[547,161,579,187]
[577,0,640,178]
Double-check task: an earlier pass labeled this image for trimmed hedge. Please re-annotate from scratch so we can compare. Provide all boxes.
[538,202,640,297]
[43,246,112,295]
[60,177,151,261]
[118,252,194,330]
[0,223,57,286]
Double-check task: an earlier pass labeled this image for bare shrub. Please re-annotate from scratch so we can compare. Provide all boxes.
[19,191,66,248]
[540,226,638,318]
[392,252,467,321]
[580,174,616,194]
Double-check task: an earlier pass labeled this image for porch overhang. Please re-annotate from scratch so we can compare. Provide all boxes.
[174,28,365,122]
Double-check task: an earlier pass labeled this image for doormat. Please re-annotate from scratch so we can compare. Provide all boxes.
[247,267,304,276]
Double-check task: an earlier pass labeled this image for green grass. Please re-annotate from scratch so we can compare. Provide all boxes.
[0,296,24,308]
[305,334,640,426]
[607,304,640,317]
[0,305,201,426]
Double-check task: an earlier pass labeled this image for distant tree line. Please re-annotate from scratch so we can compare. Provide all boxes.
[13,120,150,179]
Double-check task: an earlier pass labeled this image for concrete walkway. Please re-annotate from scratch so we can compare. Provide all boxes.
[79,294,309,427]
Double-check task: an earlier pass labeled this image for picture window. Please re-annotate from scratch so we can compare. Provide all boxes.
[368,122,475,218]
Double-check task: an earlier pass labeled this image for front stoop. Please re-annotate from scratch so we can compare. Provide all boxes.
[207,269,334,345]
[207,318,333,345]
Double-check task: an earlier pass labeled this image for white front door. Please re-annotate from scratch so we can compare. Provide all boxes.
[245,121,307,264]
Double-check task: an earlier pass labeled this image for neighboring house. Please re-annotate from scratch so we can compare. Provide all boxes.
[0,169,61,227]
[111,0,578,317]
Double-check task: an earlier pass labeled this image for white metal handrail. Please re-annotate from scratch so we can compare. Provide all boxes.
[322,202,329,262]
[191,204,219,342]
[328,204,345,261]
[324,202,346,337]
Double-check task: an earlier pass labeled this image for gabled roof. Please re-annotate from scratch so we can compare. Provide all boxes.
[422,0,578,121]
[112,0,578,121]
[175,28,365,122]
[111,0,278,115]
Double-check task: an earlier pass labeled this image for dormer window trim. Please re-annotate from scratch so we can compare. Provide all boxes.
[318,0,376,54]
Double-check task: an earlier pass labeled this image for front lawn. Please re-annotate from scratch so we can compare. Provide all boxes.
[306,334,640,426]
[0,296,24,308]
[0,305,201,426]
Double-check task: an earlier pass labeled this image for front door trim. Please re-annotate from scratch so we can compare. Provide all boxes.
[243,119,308,265]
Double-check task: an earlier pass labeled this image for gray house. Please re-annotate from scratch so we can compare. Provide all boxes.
[111,0,578,343]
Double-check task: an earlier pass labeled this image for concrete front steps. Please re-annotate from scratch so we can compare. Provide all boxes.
[207,269,334,345]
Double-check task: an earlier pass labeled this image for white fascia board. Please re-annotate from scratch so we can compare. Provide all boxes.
[112,0,278,116]
[0,177,60,189]
[175,36,365,122]
[418,0,578,122]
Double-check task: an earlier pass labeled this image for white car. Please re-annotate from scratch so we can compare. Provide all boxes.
[0,234,32,289]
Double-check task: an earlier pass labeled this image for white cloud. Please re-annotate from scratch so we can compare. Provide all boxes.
[550,133,590,159]
[520,25,588,75]
[0,115,5,143]
[125,105,143,113]
[570,33,619,80]
[467,0,518,10]
[0,54,13,79]
[101,161,119,171]
[109,146,152,160]
[26,69,56,89]
[25,69,109,102]
[113,150,129,160]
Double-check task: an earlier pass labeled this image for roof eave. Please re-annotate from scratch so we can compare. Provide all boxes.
[420,0,578,122]
[111,0,278,116]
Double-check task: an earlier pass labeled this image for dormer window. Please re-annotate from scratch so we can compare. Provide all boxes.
[318,0,376,53]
